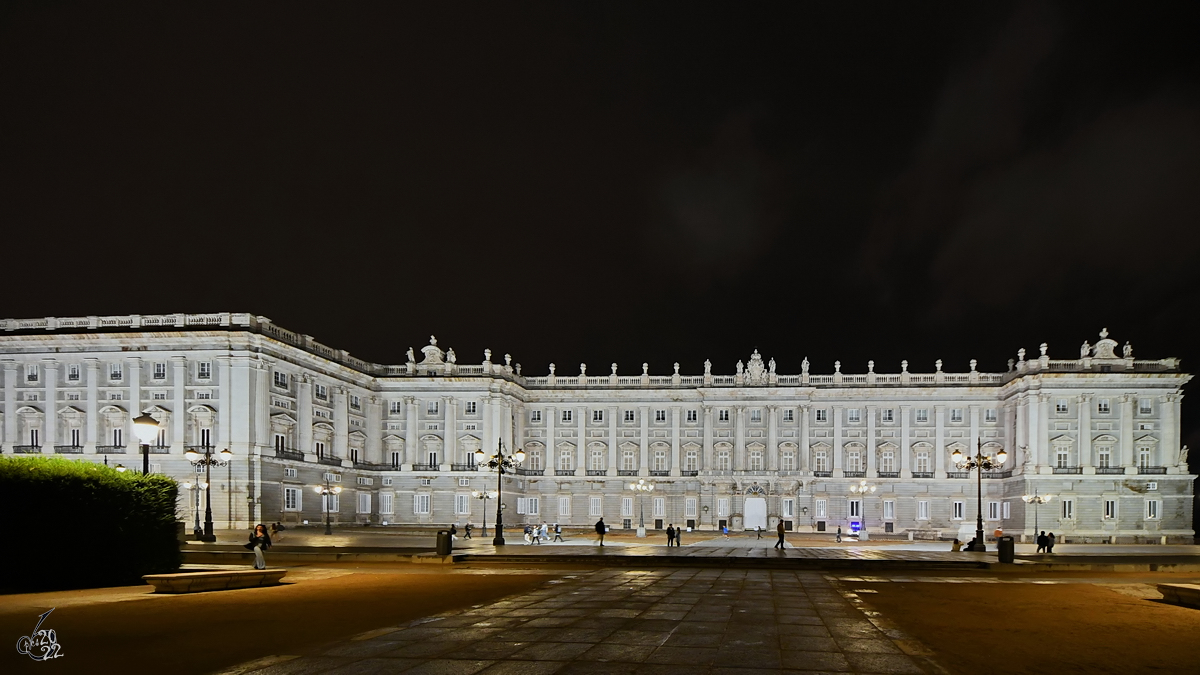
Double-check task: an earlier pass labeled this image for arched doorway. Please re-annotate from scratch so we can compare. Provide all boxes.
[744,485,767,530]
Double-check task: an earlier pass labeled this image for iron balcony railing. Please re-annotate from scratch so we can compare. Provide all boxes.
[649,470,669,477]
[911,472,935,478]
[813,471,833,478]
[354,461,391,470]
[877,471,900,478]
[946,471,970,479]
[586,470,607,476]
[318,456,343,467]
[681,470,699,477]
[54,445,84,454]
[844,471,866,478]
[450,463,476,471]
[411,463,438,471]
[96,445,126,453]
[1096,467,1125,474]
[617,469,638,476]
[13,445,43,453]
[555,469,575,476]
[148,445,171,454]
[1052,467,1083,474]
[982,470,1013,479]
[275,448,305,461]
[1138,466,1167,474]
[514,467,544,476]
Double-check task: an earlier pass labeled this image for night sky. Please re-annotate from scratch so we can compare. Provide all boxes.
[4,4,1199,411]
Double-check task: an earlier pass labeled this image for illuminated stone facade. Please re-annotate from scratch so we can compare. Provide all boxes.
[1,314,1193,542]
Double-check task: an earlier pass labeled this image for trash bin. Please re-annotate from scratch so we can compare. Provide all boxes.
[997,535,1015,563]
[436,529,453,556]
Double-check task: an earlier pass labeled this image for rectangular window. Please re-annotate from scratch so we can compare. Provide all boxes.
[152,392,167,400]
[1097,399,1110,414]
[1057,447,1070,469]
[988,501,1000,520]
[950,409,963,423]
[314,384,328,400]
[390,401,404,414]
[815,409,828,422]
[847,409,861,423]
[356,476,371,486]
[916,409,928,423]
[112,429,122,447]
[849,499,861,518]
[918,500,930,520]
[882,499,895,520]
[465,401,477,415]
[882,409,894,423]
[985,409,997,423]
[274,371,288,388]
[655,409,667,422]
[621,497,633,517]
[1104,499,1117,519]
[531,410,542,423]
[109,392,123,400]
[284,467,297,478]
[1097,446,1112,468]
[1139,399,1152,415]
[558,496,571,516]
[686,497,698,517]
[717,498,730,517]
[653,497,665,517]
[1003,501,1011,519]
[198,361,212,379]
[357,492,371,514]
[783,409,794,422]
[459,477,470,487]
[719,409,730,422]
[592,409,604,423]
[419,478,431,486]
[782,498,795,518]
[413,494,431,514]
[1146,500,1160,520]
[153,362,167,380]
[427,400,439,415]
[456,494,470,515]
[380,493,394,514]
[1061,499,1074,520]
[350,395,361,410]
[67,364,80,381]
[284,487,301,511]
[953,501,965,520]
[687,409,698,423]
[314,441,326,458]
[561,409,573,423]
[527,497,539,515]
[25,364,39,382]
[109,363,122,380]
[590,496,603,516]
[323,493,340,514]
[1056,398,1069,414]
[749,409,762,423]
[624,410,635,422]
[323,472,341,483]
[815,499,827,519]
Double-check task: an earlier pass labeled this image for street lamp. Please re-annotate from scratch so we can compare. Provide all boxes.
[848,479,876,541]
[314,478,343,535]
[1021,490,1054,543]
[628,478,655,537]
[181,480,207,539]
[132,413,159,475]
[185,446,233,542]
[471,489,498,538]
[952,439,1007,552]
[475,441,525,546]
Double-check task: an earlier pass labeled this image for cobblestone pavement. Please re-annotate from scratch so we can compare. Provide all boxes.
[226,569,939,674]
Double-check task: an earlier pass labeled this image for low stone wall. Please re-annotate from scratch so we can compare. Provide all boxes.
[143,569,287,593]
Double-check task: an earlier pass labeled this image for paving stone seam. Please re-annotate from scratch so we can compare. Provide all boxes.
[829,575,953,675]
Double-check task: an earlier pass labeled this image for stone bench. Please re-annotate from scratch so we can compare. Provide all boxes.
[1157,584,1200,609]
[143,569,287,594]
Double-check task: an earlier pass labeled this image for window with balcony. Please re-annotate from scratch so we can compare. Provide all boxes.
[748,449,763,471]
[314,384,328,401]
[273,371,288,388]
[1056,399,1069,414]
[783,409,794,422]
[67,364,80,381]
[882,409,894,423]
[717,450,731,471]
[653,450,668,472]
[426,400,438,415]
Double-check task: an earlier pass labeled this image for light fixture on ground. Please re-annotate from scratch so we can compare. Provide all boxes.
[181,480,207,539]
[848,479,877,540]
[628,478,655,537]
[952,439,1007,552]
[1021,490,1054,542]
[471,489,498,538]
[132,413,159,475]
[184,445,233,542]
[314,477,343,535]
[475,441,525,546]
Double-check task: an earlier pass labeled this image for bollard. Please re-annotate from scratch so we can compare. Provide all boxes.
[436,530,453,556]
[997,535,1015,564]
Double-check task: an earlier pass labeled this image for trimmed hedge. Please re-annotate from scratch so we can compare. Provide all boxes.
[0,456,181,590]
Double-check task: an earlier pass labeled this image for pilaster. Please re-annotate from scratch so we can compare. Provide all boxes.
[767,405,778,472]
[900,404,911,478]
[866,405,877,476]
[172,357,186,450]
[799,404,810,472]
[833,405,844,476]
[607,405,618,475]
[298,376,314,461]
[1078,394,1093,473]
[670,406,681,476]
[639,405,649,473]
[934,405,946,478]
[44,359,58,448]
[576,405,586,476]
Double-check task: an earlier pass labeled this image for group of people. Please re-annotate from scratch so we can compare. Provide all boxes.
[1036,530,1057,553]
[665,524,683,546]
[523,522,565,544]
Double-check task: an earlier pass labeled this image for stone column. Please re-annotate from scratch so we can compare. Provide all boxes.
[254,360,270,451]
[576,405,586,476]
[2,361,15,448]
[44,359,58,449]
[900,405,911,478]
[216,357,232,450]
[501,399,515,455]
[366,396,383,464]
[767,405,778,472]
[404,397,417,468]
[703,406,714,471]
[969,404,980,458]
[639,405,649,473]
[1078,394,1093,473]
[1015,396,1028,470]
[86,359,100,448]
[799,404,810,472]
[1119,394,1135,472]
[670,406,681,476]
[833,405,844,476]
[866,405,877,476]
[1161,394,1177,468]
[444,397,456,468]
[298,376,314,460]
[545,405,556,471]
[607,405,618,475]
[934,405,946,478]
[333,387,349,462]
[734,406,745,470]
[1037,395,1051,475]
[172,357,186,451]
[127,358,141,434]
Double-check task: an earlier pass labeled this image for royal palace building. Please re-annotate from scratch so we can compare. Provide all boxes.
[1,313,1194,542]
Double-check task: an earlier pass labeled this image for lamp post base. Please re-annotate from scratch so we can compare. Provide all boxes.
[636,526,646,538]
[493,535,505,546]
[197,534,217,543]
[858,530,869,541]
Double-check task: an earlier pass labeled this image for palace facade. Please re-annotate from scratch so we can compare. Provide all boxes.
[1,313,1193,542]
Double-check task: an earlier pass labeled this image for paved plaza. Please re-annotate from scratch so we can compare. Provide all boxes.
[226,568,935,675]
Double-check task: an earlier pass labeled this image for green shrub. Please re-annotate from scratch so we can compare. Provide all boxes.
[0,456,181,590]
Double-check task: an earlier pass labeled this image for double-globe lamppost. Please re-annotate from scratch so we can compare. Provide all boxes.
[471,489,498,538]
[628,478,655,537]
[181,480,207,539]
[1021,490,1054,542]
[185,446,233,542]
[475,442,525,546]
[314,477,343,536]
[952,439,1007,552]
[848,479,876,541]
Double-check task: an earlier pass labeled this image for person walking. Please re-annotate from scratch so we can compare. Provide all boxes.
[1036,530,1048,553]
[464,522,472,539]
[553,523,564,542]
[774,520,786,549]
[524,524,534,545]
[245,524,272,570]
[722,525,729,539]
[675,526,682,547]
[756,526,763,540]
[595,517,607,546]
[666,524,676,546]
[540,522,549,544]
[1047,532,1056,554]
[449,523,458,541]
[836,526,843,543]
